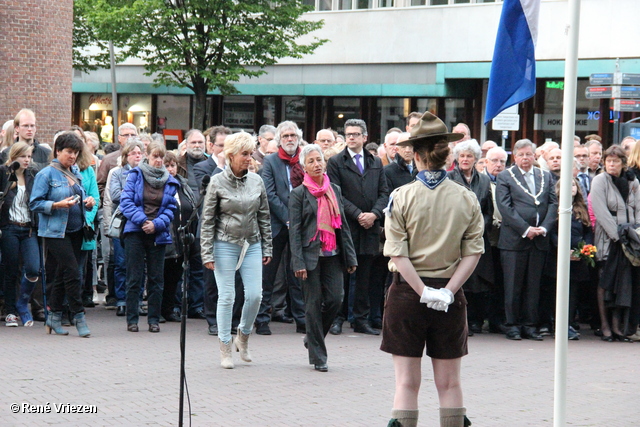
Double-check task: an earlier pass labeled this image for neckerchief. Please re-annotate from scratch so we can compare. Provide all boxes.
[278,147,304,188]
[416,169,448,189]
[303,173,341,252]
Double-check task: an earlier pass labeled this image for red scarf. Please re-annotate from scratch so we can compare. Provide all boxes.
[278,147,304,188]
[303,173,342,252]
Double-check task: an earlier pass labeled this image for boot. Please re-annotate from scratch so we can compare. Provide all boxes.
[74,312,91,338]
[387,409,418,427]
[219,339,234,369]
[45,311,69,335]
[234,329,252,362]
[440,407,471,427]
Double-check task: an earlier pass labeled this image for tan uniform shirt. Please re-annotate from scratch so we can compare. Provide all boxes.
[384,179,485,278]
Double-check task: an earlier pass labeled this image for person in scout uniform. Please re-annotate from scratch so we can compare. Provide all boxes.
[381,112,484,427]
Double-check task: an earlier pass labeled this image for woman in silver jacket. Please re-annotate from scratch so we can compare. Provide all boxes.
[200,132,272,369]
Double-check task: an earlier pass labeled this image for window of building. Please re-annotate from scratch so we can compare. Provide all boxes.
[416,98,438,115]
[222,96,255,132]
[377,98,405,137]
[282,96,306,130]
[157,95,190,131]
[262,97,277,126]
[331,98,361,135]
[443,98,467,133]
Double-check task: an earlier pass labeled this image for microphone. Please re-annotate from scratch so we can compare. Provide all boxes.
[200,174,211,196]
[10,161,20,172]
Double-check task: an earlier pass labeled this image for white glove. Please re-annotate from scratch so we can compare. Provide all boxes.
[429,288,455,312]
[420,286,443,304]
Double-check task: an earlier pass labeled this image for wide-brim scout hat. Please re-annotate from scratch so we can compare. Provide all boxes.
[397,112,464,147]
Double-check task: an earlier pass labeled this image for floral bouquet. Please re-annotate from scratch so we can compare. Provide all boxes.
[571,241,597,267]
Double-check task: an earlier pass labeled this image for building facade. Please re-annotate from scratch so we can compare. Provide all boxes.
[72,0,640,148]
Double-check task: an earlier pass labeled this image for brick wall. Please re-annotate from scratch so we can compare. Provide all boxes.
[0,0,73,146]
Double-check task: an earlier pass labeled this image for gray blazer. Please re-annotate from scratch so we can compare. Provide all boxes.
[288,183,358,272]
[496,166,558,251]
[261,153,293,238]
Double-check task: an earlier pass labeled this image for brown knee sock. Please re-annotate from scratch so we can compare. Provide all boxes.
[439,407,469,427]
[388,409,419,427]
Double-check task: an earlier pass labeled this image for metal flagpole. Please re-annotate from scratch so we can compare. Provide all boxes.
[109,41,118,137]
[554,0,581,425]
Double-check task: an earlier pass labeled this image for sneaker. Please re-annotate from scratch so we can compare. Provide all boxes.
[568,326,580,340]
[539,327,551,336]
[104,299,117,310]
[5,314,18,327]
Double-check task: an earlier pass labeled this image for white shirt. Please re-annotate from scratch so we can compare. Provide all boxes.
[347,148,364,172]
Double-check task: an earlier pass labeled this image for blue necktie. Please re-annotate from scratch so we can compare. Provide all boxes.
[355,153,364,174]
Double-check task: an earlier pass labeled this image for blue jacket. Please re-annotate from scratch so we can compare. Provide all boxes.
[29,160,88,239]
[80,166,100,250]
[119,167,179,245]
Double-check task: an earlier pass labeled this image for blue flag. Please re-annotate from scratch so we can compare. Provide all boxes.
[484,0,540,124]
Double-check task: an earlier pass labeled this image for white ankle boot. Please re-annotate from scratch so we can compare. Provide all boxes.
[234,329,252,362]
[219,339,234,369]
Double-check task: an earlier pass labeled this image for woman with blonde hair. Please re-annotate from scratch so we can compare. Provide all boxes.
[200,132,272,369]
[0,142,40,326]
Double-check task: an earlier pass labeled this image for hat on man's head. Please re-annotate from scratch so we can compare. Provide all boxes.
[397,112,463,147]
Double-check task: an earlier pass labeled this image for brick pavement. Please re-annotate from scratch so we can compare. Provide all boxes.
[1,302,637,427]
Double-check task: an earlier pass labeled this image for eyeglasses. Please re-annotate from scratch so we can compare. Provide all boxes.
[214,143,224,148]
[120,133,136,138]
[281,133,298,140]
[488,158,506,164]
[128,151,143,157]
[346,133,362,138]
[575,154,589,159]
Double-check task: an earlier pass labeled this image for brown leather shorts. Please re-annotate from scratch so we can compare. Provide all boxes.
[380,274,468,359]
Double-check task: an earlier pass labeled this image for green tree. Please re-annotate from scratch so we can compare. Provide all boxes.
[75,0,326,129]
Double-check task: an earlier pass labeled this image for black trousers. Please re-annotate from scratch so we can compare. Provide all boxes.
[338,254,373,325]
[501,247,547,334]
[256,228,305,325]
[45,231,84,315]
[302,256,344,365]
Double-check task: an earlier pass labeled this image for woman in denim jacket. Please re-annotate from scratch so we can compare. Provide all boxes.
[119,141,179,333]
[30,132,96,337]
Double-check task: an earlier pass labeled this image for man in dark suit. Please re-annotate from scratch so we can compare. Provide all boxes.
[496,139,558,341]
[255,121,306,335]
[327,119,389,335]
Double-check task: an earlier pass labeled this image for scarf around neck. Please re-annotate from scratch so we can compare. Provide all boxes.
[303,173,342,252]
[139,159,170,189]
[278,146,304,188]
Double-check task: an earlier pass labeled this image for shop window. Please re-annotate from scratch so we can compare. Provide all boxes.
[120,95,152,134]
[157,95,191,132]
[444,98,467,133]
[282,96,306,130]
[417,98,438,115]
[223,96,255,132]
[377,98,405,137]
[331,98,361,135]
[262,97,277,126]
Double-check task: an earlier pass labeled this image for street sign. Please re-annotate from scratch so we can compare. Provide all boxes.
[620,73,640,85]
[614,99,640,112]
[492,113,520,131]
[617,86,640,99]
[590,73,613,85]
[585,86,612,99]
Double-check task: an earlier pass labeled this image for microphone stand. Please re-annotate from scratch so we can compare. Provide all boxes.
[178,183,209,427]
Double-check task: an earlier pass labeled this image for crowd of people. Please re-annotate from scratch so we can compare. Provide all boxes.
[1,108,639,376]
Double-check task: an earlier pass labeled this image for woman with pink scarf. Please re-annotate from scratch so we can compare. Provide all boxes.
[289,144,358,372]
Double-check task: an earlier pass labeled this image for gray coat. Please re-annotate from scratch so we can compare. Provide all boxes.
[288,183,358,272]
[590,172,640,261]
[200,167,272,264]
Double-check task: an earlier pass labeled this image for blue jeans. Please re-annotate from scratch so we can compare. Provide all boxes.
[1,224,41,315]
[112,237,127,306]
[124,232,165,325]
[214,241,263,344]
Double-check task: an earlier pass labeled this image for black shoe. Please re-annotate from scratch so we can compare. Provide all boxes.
[314,363,328,372]
[104,299,117,310]
[296,323,306,334]
[188,309,206,319]
[329,321,343,335]
[159,315,166,324]
[116,306,126,317]
[96,281,107,294]
[353,323,380,335]
[33,311,46,322]
[371,320,383,330]
[127,324,139,332]
[506,331,522,340]
[231,325,238,335]
[272,313,294,324]
[208,324,218,336]
[148,323,160,333]
[468,329,474,337]
[167,311,181,322]
[522,331,544,341]
[255,322,271,335]
[82,297,95,308]
[469,322,483,334]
